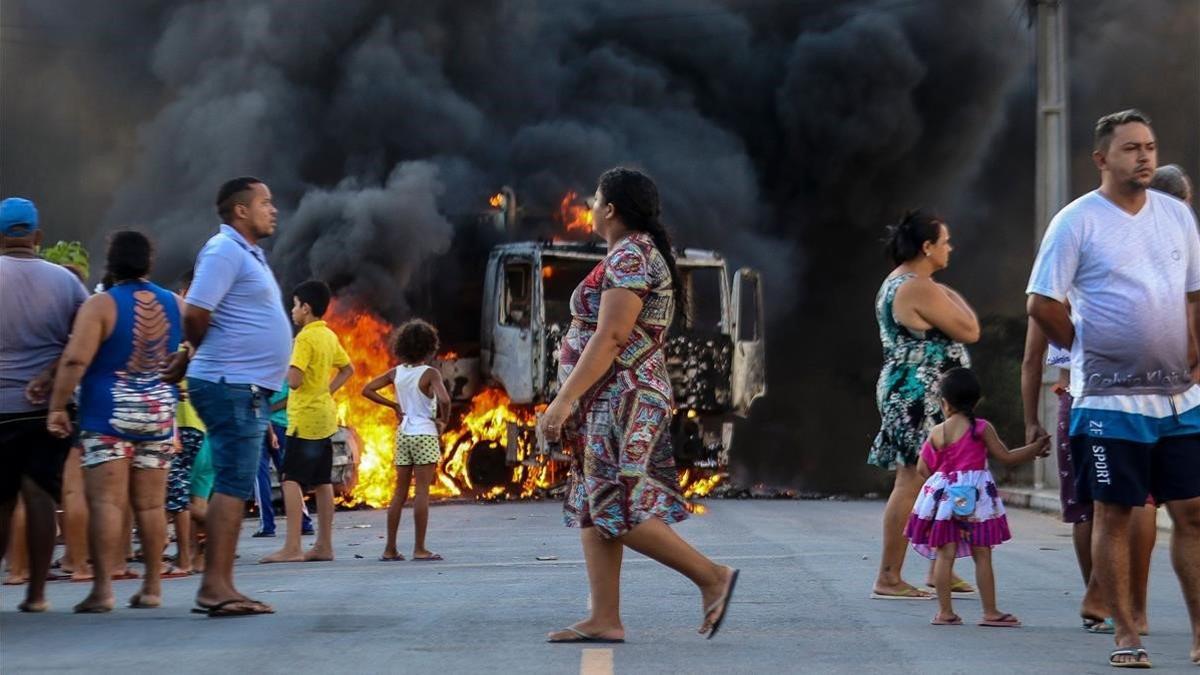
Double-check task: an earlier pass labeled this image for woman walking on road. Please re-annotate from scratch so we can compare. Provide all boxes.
[869,211,981,600]
[539,167,737,643]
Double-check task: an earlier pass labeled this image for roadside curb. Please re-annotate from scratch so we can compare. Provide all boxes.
[998,486,1174,532]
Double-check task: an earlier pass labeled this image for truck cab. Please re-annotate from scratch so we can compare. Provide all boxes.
[478,241,765,468]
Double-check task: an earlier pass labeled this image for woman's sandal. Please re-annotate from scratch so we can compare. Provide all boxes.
[978,613,1021,628]
[930,614,963,626]
[703,567,740,640]
[1108,647,1152,668]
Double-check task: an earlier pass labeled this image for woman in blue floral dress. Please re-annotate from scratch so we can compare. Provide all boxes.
[869,211,979,600]
[539,168,737,644]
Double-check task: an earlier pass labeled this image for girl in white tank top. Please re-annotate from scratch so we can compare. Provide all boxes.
[393,364,439,436]
[360,319,452,562]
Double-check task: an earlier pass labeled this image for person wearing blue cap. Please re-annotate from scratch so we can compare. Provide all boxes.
[0,196,90,612]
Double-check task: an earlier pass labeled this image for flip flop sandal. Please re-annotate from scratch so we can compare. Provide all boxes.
[547,626,625,644]
[926,582,976,596]
[161,566,192,579]
[871,587,934,600]
[1109,647,1152,668]
[705,567,739,640]
[931,615,963,626]
[411,554,444,561]
[979,613,1021,627]
[1084,617,1115,634]
[379,555,406,561]
[206,598,275,617]
[110,570,141,581]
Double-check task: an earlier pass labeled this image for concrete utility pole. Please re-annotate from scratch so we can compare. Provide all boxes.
[1033,0,1069,489]
[1035,0,1069,245]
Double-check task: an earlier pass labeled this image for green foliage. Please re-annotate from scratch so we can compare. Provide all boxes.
[41,240,90,280]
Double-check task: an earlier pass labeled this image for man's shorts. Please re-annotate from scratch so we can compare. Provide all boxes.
[79,431,174,470]
[166,427,204,512]
[281,435,333,488]
[1071,391,1200,506]
[395,434,441,467]
[0,410,73,502]
[187,377,271,500]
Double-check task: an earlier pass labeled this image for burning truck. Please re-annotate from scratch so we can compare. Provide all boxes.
[327,191,766,507]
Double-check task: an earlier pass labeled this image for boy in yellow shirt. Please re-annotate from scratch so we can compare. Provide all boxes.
[261,281,352,563]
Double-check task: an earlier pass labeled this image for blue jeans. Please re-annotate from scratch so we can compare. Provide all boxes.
[187,377,270,500]
[255,423,312,534]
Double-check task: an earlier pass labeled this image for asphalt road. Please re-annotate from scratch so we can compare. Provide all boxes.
[2,500,1197,673]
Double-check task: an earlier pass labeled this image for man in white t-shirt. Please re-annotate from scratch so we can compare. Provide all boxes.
[1027,109,1200,669]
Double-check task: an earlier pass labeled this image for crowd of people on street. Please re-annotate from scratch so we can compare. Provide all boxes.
[0,178,447,617]
[871,109,1198,668]
[2,109,1199,668]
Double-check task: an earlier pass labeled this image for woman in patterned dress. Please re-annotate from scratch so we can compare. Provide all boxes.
[540,168,737,643]
[869,211,979,600]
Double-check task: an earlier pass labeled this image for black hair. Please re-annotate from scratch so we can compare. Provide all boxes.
[292,279,332,318]
[216,176,263,222]
[596,167,686,326]
[1094,109,1152,153]
[393,319,440,363]
[938,367,982,439]
[883,209,944,265]
[104,230,152,282]
[178,267,194,292]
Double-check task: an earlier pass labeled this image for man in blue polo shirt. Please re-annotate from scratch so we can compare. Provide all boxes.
[163,177,291,616]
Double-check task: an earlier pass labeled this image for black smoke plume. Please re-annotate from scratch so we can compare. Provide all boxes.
[2,0,1196,491]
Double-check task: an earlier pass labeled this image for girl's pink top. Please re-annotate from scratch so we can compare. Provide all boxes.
[919,418,989,473]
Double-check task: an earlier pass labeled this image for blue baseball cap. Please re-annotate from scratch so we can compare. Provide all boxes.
[0,198,39,236]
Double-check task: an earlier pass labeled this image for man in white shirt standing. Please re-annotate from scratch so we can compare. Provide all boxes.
[1028,109,1200,669]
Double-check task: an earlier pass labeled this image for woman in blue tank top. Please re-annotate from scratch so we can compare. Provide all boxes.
[47,231,183,613]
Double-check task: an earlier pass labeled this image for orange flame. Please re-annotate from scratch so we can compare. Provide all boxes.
[326,302,719,508]
[559,191,593,233]
[489,193,505,208]
[326,302,563,506]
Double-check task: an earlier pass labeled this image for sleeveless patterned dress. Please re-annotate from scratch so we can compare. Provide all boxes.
[559,232,689,538]
[869,273,970,469]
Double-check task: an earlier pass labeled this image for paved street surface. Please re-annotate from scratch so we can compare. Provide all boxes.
[3,500,1198,673]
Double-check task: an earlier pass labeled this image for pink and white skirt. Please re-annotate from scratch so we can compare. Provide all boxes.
[905,469,1011,559]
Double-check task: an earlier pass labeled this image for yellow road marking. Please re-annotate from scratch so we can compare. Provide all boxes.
[580,648,613,675]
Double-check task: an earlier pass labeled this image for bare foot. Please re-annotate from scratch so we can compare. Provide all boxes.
[1190,639,1199,665]
[698,565,736,634]
[18,599,50,612]
[303,547,333,562]
[259,548,305,564]
[547,619,625,642]
[128,591,162,608]
[379,548,405,561]
[3,573,29,586]
[412,549,443,561]
[73,593,115,613]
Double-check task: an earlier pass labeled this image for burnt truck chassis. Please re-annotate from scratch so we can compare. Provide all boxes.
[436,240,765,492]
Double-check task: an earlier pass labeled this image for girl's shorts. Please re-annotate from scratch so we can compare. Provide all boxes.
[394,434,441,467]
